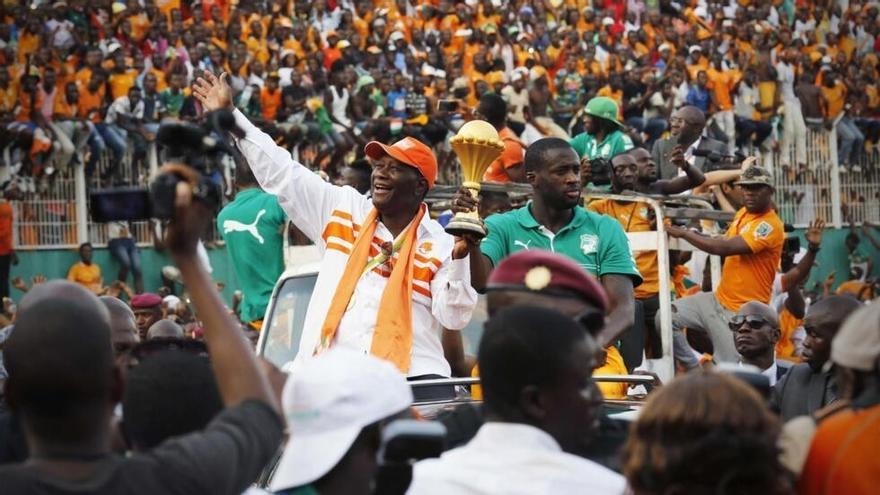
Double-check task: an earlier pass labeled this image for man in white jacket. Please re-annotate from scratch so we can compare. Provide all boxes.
[193,72,477,383]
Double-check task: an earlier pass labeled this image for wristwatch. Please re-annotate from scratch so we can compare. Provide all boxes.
[808,243,821,253]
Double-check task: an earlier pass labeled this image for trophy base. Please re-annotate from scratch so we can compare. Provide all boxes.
[445,217,487,238]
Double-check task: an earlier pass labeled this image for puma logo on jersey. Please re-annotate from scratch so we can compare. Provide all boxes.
[223,209,266,244]
[514,240,532,250]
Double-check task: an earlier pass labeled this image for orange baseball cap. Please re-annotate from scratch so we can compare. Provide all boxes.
[365,138,437,189]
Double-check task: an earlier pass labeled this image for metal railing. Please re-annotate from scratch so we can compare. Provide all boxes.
[768,124,880,228]
[5,125,880,250]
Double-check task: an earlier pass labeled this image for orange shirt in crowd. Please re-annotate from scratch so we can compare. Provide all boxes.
[260,87,281,121]
[588,199,659,299]
[707,68,735,111]
[156,0,181,20]
[597,86,624,119]
[777,307,803,363]
[0,84,17,115]
[799,405,880,495]
[594,346,629,399]
[821,81,847,118]
[67,261,102,294]
[53,92,78,119]
[17,31,39,64]
[78,85,106,123]
[715,207,785,311]
[483,128,525,183]
[109,70,139,101]
[0,201,13,256]
[15,91,43,122]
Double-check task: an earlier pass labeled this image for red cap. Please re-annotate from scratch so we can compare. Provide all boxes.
[364,137,437,189]
[487,250,608,313]
[130,293,163,309]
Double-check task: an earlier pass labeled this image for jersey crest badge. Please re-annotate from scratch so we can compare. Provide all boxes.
[580,234,599,255]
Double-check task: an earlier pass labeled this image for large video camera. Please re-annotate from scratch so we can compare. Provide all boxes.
[692,149,747,172]
[90,110,239,222]
[588,157,613,186]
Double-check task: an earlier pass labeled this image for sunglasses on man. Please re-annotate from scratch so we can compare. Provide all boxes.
[728,315,768,332]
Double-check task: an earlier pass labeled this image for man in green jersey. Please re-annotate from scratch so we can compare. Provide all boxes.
[217,159,287,328]
[570,96,634,161]
[453,138,642,349]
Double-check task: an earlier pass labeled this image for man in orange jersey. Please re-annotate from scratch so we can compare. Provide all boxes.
[665,165,784,368]
[193,72,477,391]
[589,151,704,364]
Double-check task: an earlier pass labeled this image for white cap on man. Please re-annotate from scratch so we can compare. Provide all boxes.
[831,302,880,372]
[269,347,414,491]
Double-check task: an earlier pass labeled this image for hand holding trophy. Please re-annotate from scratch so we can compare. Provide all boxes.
[445,120,505,238]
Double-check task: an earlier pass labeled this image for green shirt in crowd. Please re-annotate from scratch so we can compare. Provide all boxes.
[481,202,643,285]
[217,188,287,323]
[160,89,185,118]
[569,128,634,160]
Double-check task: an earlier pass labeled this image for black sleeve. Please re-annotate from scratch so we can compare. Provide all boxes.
[148,400,284,495]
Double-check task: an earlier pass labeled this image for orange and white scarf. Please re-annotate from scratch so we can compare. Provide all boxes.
[317,205,426,373]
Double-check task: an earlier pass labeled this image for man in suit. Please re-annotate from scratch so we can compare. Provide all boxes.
[730,301,791,386]
[770,296,862,421]
[651,105,728,180]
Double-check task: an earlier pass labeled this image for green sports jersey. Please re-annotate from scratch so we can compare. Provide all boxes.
[217,188,287,323]
[569,128,634,160]
[481,202,643,285]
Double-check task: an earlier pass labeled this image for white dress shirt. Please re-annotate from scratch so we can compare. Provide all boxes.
[231,109,477,377]
[407,423,626,495]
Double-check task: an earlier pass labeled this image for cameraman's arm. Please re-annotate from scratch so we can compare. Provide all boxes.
[168,174,279,412]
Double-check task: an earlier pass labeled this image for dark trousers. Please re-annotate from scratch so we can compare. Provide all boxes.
[618,299,646,372]
[735,116,772,148]
[639,294,661,359]
[0,254,9,300]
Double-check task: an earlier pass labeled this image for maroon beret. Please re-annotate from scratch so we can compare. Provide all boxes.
[487,250,609,313]
[130,293,163,309]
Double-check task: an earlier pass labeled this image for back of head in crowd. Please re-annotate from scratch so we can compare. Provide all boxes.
[478,305,601,455]
[122,349,223,451]
[3,281,118,451]
[478,92,507,129]
[234,151,260,189]
[622,371,786,495]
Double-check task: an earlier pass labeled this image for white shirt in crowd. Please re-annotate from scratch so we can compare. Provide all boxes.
[231,109,477,377]
[776,62,798,102]
[105,96,145,126]
[407,422,626,495]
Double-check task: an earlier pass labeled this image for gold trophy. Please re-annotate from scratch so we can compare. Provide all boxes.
[445,120,505,238]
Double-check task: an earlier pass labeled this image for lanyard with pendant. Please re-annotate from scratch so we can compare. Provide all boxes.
[360,228,408,276]
[346,220,413,312]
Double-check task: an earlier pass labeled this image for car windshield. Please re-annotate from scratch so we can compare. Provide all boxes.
[260,273,488,370]
[261,274,317,370]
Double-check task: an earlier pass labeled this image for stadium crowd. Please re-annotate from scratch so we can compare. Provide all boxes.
[0,0,878,495]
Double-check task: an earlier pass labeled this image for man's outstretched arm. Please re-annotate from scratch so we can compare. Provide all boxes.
[193,71,362,242]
